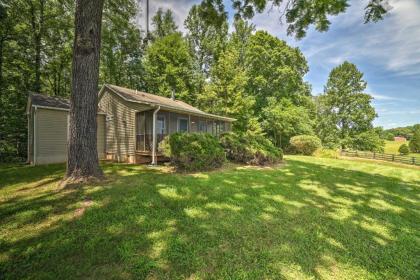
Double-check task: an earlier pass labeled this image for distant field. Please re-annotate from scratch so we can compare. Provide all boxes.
[384,140,420,160]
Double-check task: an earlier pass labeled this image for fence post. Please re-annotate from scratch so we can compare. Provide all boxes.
[392,154,394,161]
[373,152,375,159]
[413,157,416,165]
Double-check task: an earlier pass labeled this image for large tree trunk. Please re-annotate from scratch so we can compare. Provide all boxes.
[65,0,105,183]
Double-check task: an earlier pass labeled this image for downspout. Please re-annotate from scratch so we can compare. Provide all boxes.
[27,110,30,164]
[33,105,38,165]
[151,105,161,165]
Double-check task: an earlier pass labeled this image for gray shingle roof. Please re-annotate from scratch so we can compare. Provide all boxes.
[28,93,106,114]
[29,93,70,109]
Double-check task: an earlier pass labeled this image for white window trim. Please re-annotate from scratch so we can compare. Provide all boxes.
[177,117,189,132]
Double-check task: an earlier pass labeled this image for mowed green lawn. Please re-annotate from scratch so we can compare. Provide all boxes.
[0,157,419,279]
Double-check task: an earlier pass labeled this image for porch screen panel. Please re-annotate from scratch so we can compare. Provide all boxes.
[136,112,146,151]
[145,111,153,151]
[190,116,199,132]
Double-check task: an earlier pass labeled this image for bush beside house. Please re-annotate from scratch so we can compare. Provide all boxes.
[289,135,322,155]
[159,133,225,171]
[160,132,283,171]
[219,132,283,165]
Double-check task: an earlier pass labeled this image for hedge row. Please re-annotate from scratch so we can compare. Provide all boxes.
[159,132,283,171]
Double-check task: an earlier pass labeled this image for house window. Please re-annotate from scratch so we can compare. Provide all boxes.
[157,115,166,135]
[198,120,207,132]
[178,118,188,132]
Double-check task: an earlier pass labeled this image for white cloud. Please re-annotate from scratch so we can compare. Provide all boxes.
[136,0,202,33]
[308,0,420,76]
[371,93,398,101]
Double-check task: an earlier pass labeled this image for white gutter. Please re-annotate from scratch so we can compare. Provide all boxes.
[151,105,161,165]
[33,106,37,165]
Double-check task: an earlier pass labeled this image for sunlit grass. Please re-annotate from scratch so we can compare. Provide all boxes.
[0,156,419,279]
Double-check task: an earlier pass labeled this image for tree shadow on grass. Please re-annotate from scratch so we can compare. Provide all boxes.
[0,159,419,279]
[0,163,65,189]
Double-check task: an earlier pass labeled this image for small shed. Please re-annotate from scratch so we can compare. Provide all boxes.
[26,93,106,165]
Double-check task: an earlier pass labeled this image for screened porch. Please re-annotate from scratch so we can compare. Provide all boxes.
[135,110,230,153]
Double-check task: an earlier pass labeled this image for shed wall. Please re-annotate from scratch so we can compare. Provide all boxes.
[32,108,105,165]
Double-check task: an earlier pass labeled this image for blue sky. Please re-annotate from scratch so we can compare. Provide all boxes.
[138,0,420,129]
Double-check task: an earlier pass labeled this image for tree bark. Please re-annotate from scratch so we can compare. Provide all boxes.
[29,0,45,93]
[66,0,105,182]
[0,37,4,88]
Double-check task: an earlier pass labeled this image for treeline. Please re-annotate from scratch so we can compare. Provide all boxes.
[0,0,385,161]
[381,124,420,141]
[0,0,143,161]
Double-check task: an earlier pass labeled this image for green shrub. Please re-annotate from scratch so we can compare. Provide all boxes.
[313,148,339,159]
[159,133,225,171]
[219,132,283,165]
[289,135,322,155]
[398,144,410,155]
[0,140,24,163]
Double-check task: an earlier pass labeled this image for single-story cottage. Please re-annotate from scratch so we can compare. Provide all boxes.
[26,84,235,165]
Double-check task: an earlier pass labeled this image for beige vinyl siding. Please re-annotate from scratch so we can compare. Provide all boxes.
[33,108,106,165]
[98,89,150,160]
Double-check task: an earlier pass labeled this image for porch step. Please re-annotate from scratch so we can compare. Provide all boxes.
[135,151,168,164]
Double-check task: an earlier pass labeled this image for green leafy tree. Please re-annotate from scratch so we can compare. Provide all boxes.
[230,19,255,66]
[143,33,197,104]
[382,124,420,141]
[316,61,377,149]
[409,128,420,153]
[151,8,178,39]
[344,130,384,152]
[245,31,310,111]
[197,45,255,132]
[201,0,390,39]
[184,2,228,77]
[100,0,145,90]
[262,98,314,148]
